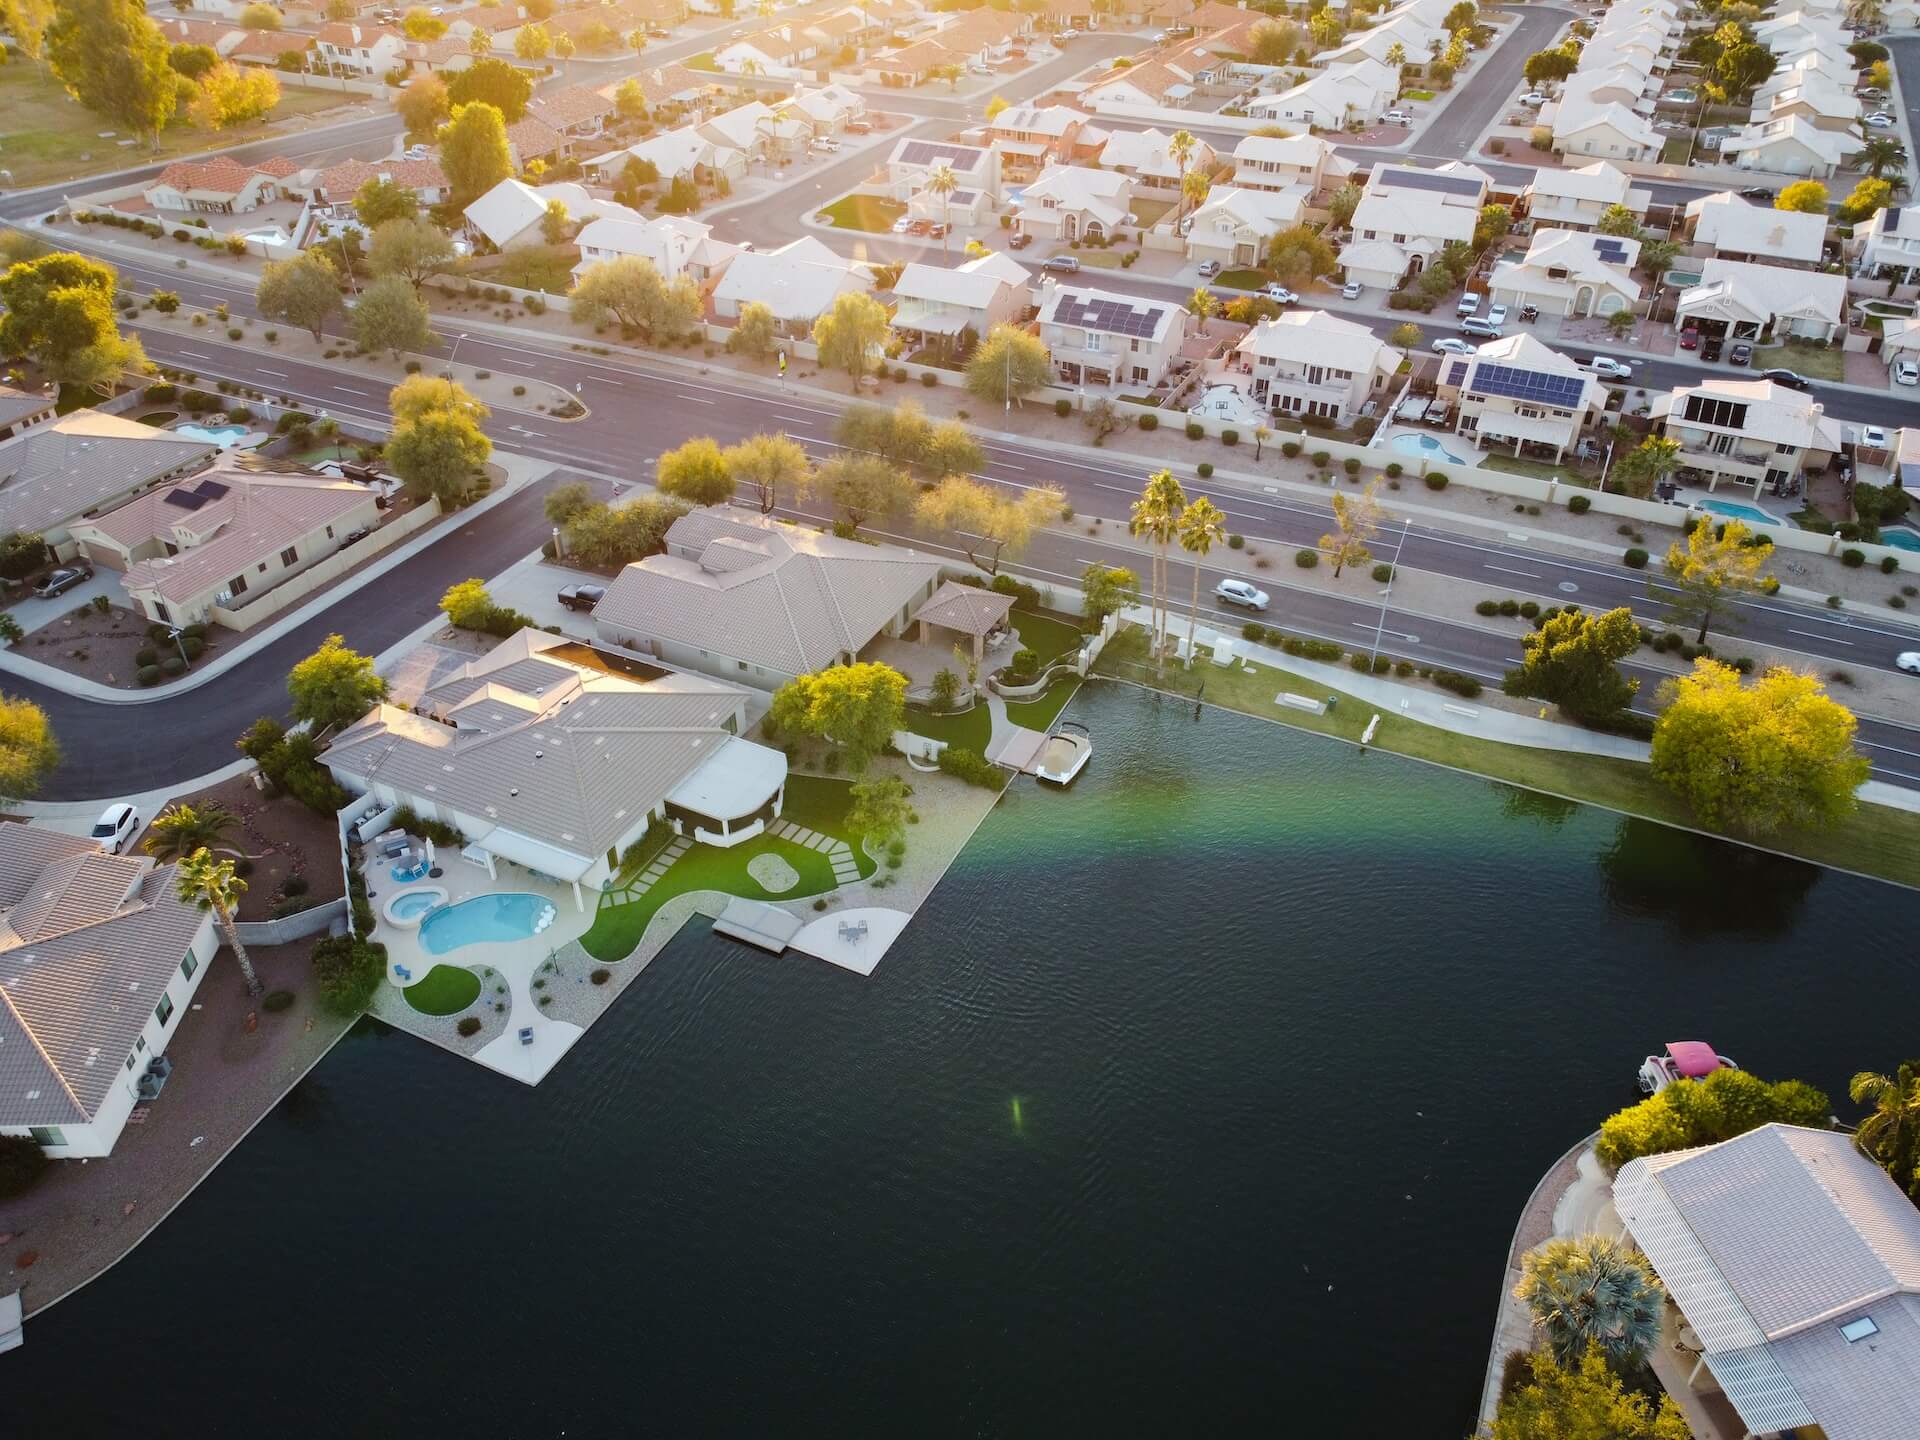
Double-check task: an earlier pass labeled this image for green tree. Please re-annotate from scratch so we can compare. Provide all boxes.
[812,290,892,390]
[767,662,908,771]
[1523,45,1578,85]
[354,175,419,229]
[924,161,959,254]
[1850,1062,1920,1198]
[1265,224,1337,287]
[569,255,702,341]
[1637,237,1679,281]
[0,251,144,394]
[437,100,512,204]
[539,198,571,246]
[1652,660,1869,834]
[1442,1,1475,29]
[1179,168,1211,224]
[395,70,450,137]
[561,495,686,565]
[288,634,387,734]
[543,479,596,527]
[1502,606,1641,724]
[804,454,914,535]
[1387,321,1422,350]
[368,216,454,289]
[1595,203,1643,238]
[438,577,494,628]
[189,63,281,130]
[0,693,59,804]
[143,803,237,861]
[1490,1346,1692,1440]
[1611,434,1680,500]
[847,775,915,849]
[468,25,493,55]
[240,1,281,26]
[1309,7,1342,46]
[1597,1066,1832,1168]
[514,22,552,59]
[310,934,386,1015]
[1473,202,1512,251]
[655,436,733,506]
[351,273,434,358]
[402,5,445,38]
[1318,479,1380,577]
[914,474,1063,575]
[1660,516,1773,642]
[0,0,57,62]
[168,42,222,79]
[1248,16,1298,62]
[1716,40,1775,96]
[1130,469,1187,668]
[1176,495,1227,665]
[613,76,648,121]
[1775,178,1829,213]
[1326,182,1361,229]
[1187,285,1219,320]
[1514,1234,1665,1369]
[387,408,491,505]
[46,0,177,147]
[176,848,262,998]
[389,372,488,426]
[724,432,809,515]
[965,324,1054,407]
[446,55,531,120]
[1081,563,1138,628]
[725,299,777,360]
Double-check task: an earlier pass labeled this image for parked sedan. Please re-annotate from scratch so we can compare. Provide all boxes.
[1586,355,1633,380]
[1341,279,1363,299]
[90,803,140,856]
[34,564,93,599]
[1486,303,1509,326]
[1432,337,1475,355]
[1041,255,1080,273]
[1866,111,1897,128]
[558,583,606,612]
[1895,357,1919,386]
[1678,325,1701,350]
[1008,230,1033,249]
[1213,578,1269,611]
[1459,316,1503,338]
[1737,185,1775,202]
[890,215,913,234]
[1727,341,1754,366]
[1759,367,1812,391]
[1860,425,1891,450]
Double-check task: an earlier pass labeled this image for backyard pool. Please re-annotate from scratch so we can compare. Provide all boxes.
[418,892,556,953]
[1389,432,1469,466]
[390,891,440,921]
[1881,527,1920,552]
[1697,498,1777,525]
[174,423,252,448]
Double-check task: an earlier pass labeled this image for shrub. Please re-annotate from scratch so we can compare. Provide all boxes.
[0,1134,52,1198]
[591,968,611,985]
[1395,660,1414,677]
[1424,471,1448,490]
[1343,458,1360,476]
[161,655,186,676]
[1228,533,1245,550]
[1498,598,1520,616]
[514,385,527,397]
[1138,413,1158,431]
[1054,398,1072,418]
[1475,599,1499,616]
[1221,429,1238,447]
[144,382,177,403]
[1385,462,1402,478]
[936,745,1002,788]
[310,935,387,1015]
[1279,636,1344,662]
[1281,441,1300,458]
[1519,601,1540,619]
[1841,548,1865,568]
[262,990,295,1013]
[1186,421,1204,440]
[135,646,158,667]
[1310,450,1330,468]
[1430,668,1483,698]
[1568,494,1591,514]
[457,1016,483,1037]
[1349,652,1372,672]
[1623,547,1648,569]
[1881,554,1900,573]
[226,327,243,341]
[1371,563,1393,582]
[1294,549,1318,568]
[1242,622,1266,641]
[403,360,422,374]
[1197,461,1214,478]
[183,636,205,660]
[1596,1068,1831,1169]
[136,665,162,686]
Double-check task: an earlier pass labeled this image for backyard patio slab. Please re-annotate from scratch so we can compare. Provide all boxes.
[788,907,912,977]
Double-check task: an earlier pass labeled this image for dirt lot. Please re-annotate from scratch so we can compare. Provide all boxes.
[134,774,345,922]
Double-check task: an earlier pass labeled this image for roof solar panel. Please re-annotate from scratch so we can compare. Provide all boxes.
[1593,238,1629,262]
[1375,165,1481,198]
[898,140,984,168]
[195,478,231,500]
[163,489,208,510]
[1054,290,1165,338]
[1468,363,1587,408]
[1444,360,1468,386]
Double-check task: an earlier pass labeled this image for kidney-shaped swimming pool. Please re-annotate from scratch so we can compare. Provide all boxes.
[418,892,556,954]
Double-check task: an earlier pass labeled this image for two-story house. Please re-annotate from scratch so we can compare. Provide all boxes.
[313,21,407,76]
[1337,163,1485,289]
[1015,163,1135,243]
[1522,161,1650,232]
[1036,283,1185,388]
[1434,333,1606,465]
[570,214,739,288]
[1231,133,1353,200]
[1855,203,1920,281]
[1246,59,1398,131]
[885,138,1001,208]
[1229,310,1402,425]
[1185,186,1307,269]
[983,105,1103,182]
[891,251,1032,349]
[1651,377,1842,495]
[1489,229,1642,319]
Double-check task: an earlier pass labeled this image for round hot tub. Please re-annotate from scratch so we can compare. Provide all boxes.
[383,886,448,928]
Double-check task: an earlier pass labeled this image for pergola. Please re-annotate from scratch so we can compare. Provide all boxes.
[912,580,1014,663]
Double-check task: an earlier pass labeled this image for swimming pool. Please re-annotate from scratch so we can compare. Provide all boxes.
[1697,498,1777,525]
[418,892,556,954]
[174,423,251,448]
[1390,432,1469,466]
[1881,527,1920,553]
[390,891,440,921]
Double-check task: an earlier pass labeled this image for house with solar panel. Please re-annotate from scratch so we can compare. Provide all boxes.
[1612,1124,1920,1440]
[1487,229,1641,320]
[1337,164,1486,290]
[1431,334,1607,465]
[883,139,1002,212]
[1036,284,1186,390]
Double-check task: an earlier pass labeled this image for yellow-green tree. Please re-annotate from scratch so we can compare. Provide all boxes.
[655,436,734,506]
[1651,660,1870,835]
[1659,515,1772,642]
[1776,178,1828,213]
[767,662,908,771]
[964,324,1053,407]
[914,474,1063,575]
[724,432,809,514]
[287,633,387,734]
[1318,479,1381,577]
[189,62,280,130]
[513,21,552,59]
[1489,1346,1691,1440]
[436,100,511,205]
[46,0,177,148]
[811,290,892,390]
[389,372,488,426]
[0,693,58,804]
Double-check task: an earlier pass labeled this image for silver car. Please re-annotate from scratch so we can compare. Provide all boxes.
[1214,578,1270,611]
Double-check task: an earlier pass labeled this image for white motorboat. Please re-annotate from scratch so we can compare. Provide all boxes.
[1034,722,1091,786]
[1637,1040,1738,1095]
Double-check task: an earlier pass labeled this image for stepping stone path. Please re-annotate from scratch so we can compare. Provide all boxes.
[771,820,863,887]
[604,836,691,906]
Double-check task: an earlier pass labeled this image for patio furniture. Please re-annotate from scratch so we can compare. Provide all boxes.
[394,964,412,981]
[518,1027,535,1046]
[381,835,410,859]
[838,920,869,942]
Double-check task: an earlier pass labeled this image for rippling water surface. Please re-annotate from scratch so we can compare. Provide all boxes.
[12,685,1916,1435]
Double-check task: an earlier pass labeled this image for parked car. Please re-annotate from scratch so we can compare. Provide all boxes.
[34,564,92,598]
[558,583,606,612]
[1899,651,1920,675]
[1860,86,1887,100]
[1895,357,1919,386]
[1460,316,1502,338]
[1727,341,1753,366]
[1860,425,1891,450]
[844,118,872,134]
[1586,355,1633,380]
[1678,325,1701,350]
[1341,279,1363,300]
[1382,108,1412,125]
[91,803,140,856]
[1737,185,1775,202]
[1759,367,1812,391]
[1866,110,1896,128]
[1486,302,1508,326]
[1008,231,1033,249]
[1432,337,1475,355]
[906,218,933,236]
[1196,259,1221,278]
[890,215,913,234]
[1456,292,1481,318]
[1702,335,1724,362]
[402,143,428,161]
[925,221,949,238]
[1519,91,1550,106]
[1146,29,1168,42]
[967,61,992,75]
[1262,283,1299,303]
[1214,578,1270,611]
[810,137,841,155]
[1041,255,1080,273]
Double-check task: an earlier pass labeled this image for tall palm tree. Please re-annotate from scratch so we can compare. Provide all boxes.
[1168,128,1197,188]
[143,803,238,862]
[1385,40,1406,70]
[1513,1234,1666,1370]
[1130,470,1187,670]
[1859,135,1906,179]
[1851,1062,1920,1195]
[1179,168,1211,225]
[1637,237,1679,283]
[926,161,958,256]
[468,26,492,56]
[1177,496,1228,666]
[176,847,262,1000]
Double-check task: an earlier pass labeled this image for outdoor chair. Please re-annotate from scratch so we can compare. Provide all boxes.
[518,1027,535,1046]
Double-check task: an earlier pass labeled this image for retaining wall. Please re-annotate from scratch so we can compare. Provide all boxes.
[235,897,347,946]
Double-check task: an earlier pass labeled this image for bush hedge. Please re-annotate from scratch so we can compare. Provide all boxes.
[1424,471,1448,490]
[1294,549,1318,568]
[1568,494,1591,514]
[1623,547,1648,568]
[936,745,1002,789]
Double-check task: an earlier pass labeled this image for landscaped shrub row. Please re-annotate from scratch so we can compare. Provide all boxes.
[1428,669,1483,698]
[936,745,1002,788]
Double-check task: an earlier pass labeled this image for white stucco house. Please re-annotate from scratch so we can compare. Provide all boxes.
[710,235,867,331]
[1433,332,1606,463]
[570,214,740,287]
[1014,164,1136,244]
[1185,186,1307,269]
[1684,191,1827,267]
[1720,116,1858,177]
[1651,377,1843,492]
[1231,133,1353,199]
[1675,257,1847,342]
[1228,309,1401,424]
[1489,228,1642,318]
[1522,161,1649,232]
[890,251,1032,346]
[1036,282,1185,388]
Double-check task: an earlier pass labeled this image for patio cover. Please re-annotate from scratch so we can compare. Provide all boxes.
[666,736,787,823]
[1472,410,1575,446]
[913,580,1014,637]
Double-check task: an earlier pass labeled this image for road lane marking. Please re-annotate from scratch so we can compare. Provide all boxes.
[178,350,212,359]
[1484,564,1541,578]
[773,414,815,426]
[257,369,287,377]
[333,386,369,395]
[1790,628,1852,644]
[676,393,716,404]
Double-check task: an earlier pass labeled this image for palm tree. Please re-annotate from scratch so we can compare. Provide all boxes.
[1177,496,1228,665]
[1129,470,1187,670]
[468,26,492,56]
[1851,1063,1920,1195]
[1612,434,1681,498]
[143,803,238,861]
[1637,237,1679,283]
[1859,135,1906,179]
[1253,423,1271,461]
[1180,168,1211,225]
[176,847,262,1000]
[1385,40,1406,69]
[1168,128,1197,189]
[1513,1234,1666,1370]
[926,161,958,256]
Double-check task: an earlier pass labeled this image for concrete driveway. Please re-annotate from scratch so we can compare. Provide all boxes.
[6,568,130,637]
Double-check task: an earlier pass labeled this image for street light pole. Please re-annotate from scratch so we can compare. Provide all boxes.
[1598,436,1617,494]
[1369,517,1412,667]
[444,332,469,405]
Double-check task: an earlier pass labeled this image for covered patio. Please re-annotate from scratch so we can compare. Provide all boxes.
[911,580,1014,665]
[662,736,789,849]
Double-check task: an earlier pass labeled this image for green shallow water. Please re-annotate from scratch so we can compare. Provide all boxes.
[10,683,1913,1435]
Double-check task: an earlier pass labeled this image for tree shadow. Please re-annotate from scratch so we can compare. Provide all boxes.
[1599,816,1822,940]
[1500,787,1579,828]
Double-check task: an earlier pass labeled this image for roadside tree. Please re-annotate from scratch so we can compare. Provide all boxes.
[255,250,342,341]
[0,251,145,394]
[396,72,450,137]
[388,373,488,426]
[964,324,1053,407]
[351,274,435,358]
[655,437,734,506]
[726,300,777,359]
[812,290,892,389]
[46,0,176,148]
[1776,178,1828,213]
[386,408,490,506]
[1129,469,1188,666]
[914,475,1063,575]
[1502,605,1640,723]
[189,62,280,129]
[369,216,455,289]
[543,479,596,527]
[805,454,915,536]
[723,433,809,515]
[1317,479,1381,577]
[0,693,59,804]
[437,100,512,204]
[446,56,531,120]
[569,255,702,342]
[1387,321,1422,350]
[1176,495,1228,663]
[1081,564,1139,628]
[1523,46,1577,85]
[767,662,907,772]
[1659,515,1772,642]
[1264,224,1337,288]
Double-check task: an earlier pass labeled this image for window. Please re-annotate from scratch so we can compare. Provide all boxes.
[1774,442,1795,454]
[29,1127,65,1148]
[228,573,248,596]
[1131,366,1148,382]
[126,1050,138,1071]
[155,993,175,1028]
[257,562,267,574]
[1840,1316,1879,1343]
[280,546,299,567]
[181,950,198,981]
[325,526,334,540]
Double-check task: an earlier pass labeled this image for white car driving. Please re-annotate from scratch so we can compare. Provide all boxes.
[1262,283,1299,303]
[91,803,141,855]
[1432,337,1475,355]
[1586,356,1633,380]
[1899,652,1920,675]
[1214,578,1270,611]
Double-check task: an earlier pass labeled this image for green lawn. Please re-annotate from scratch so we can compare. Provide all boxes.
[1129,197,1175,229]
[817,194,906,233]
[1754,339,1844,381]
[1093,628,1920,890]
[579,774,879,962]
[1005,676,1082,730]
[1219,267,1272,291]
[0,63,347,190]
[402,964,482,1016]
[1403,88,1436,101]
[684,51,718,70]
[460,245,576,293]
[1012,608,1087,662]
[1072,250,1129,269]
[1660,137,1693,164]
[904,702,992,751]
[1479,452,1576,483]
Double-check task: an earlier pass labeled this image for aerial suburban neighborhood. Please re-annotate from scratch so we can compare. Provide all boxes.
[2,0,1920,1432]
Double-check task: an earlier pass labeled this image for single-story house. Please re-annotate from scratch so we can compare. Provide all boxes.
[786,83,866,134]
[464,179,642,252]
[1675,256,1847,341]
[1720,115,1858,178]
[526,85,620,142]
[713,23,818,77]
[0,825,219,1160]
[710,235,867,331]
[1547,96,1663,162]
[143,156,291,214]
[1684,191,1827,267]
[1489,228,1642,318]
[588,126,746,186]
[592,508,943,690]
[890,250,1032,346]
[0,384,55,443]
[1185,186,1307,269]
[0,412,217,547]
[302,156,450,208]
[324,630,785,905]
[1246,59,1397,131]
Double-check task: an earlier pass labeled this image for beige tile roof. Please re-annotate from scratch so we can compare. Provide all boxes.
[311,155,449,197]
[529,84,618,132]
[154,155,285,198]
[594,508,941,676]
[0,824,210,1129]
[0,411,217,538]
[507,114,566,160]
[913,579,1013,637]
[229,29,314,59]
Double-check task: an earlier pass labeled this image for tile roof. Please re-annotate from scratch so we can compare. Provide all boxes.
[1237,307,1397,373]
[311,155,449,197]
[0,385,56,433]
[153,155,286,197]
[594,508,941,677]
[229,29,314,59]
[528,84,618,131]
[315,21,404,46]
[913,579,1014,636]
[0,411,217,538]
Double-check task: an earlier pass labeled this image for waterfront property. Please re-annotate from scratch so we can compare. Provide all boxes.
[0,824,218,1160]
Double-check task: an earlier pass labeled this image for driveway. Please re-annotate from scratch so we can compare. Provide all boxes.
[6,568,129,636]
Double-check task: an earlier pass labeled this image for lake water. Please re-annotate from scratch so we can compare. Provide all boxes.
[11,684,1915,1435]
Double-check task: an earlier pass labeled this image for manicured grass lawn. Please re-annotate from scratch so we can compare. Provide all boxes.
[1012,608,1087,662]
[1071,250,1129,268]
[1659,137,1693,164]
[1093,628,1920,890]
[1129,198,1175,229]
[1218,267,1272,291]
[402,964,482,1016]
[0,64,345,189]
[904,702,992,751]
[1403,88,1436,101]
[1005,676,1082,730]
[1754,340,1844,381]
[460,245,576,293]
[579,774,879,962]
[1479,452,1573,482]
[684,50,718,70]
[817,194,906,232]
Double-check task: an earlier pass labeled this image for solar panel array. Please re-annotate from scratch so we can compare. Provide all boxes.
[1444,360,1469,386]
[1467,363,1587,408]
[897,140,984,168]
[162,476,232,512]
[1052,291,1166,338]
[1375,166,1481,198]
[1593,238,1630,263]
